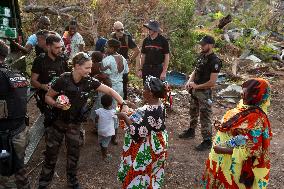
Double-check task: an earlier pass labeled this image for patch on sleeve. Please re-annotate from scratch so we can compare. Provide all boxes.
[214,63,219,71]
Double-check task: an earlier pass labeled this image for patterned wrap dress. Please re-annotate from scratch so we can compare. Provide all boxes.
[118,104,168,189]
[202,78,272,189]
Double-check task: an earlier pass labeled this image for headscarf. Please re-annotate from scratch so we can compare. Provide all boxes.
[239,78,271,113]
[145,76,167,98]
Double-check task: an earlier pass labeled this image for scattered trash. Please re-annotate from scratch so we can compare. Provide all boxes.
[179,90,189,95]
[245,55,262,63]
[227,28,243,41]
[239,49,251,59]
[166,71,187,87]
[217,84,242,97]
[216,73,227,83]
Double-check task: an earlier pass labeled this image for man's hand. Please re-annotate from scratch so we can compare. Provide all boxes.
[189,82,198,89]
[116,112,127,120]
[160,71,167,81]
[41,84,50,91]
[185,81,191,89]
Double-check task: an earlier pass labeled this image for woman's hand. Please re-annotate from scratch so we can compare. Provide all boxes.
[213,145,233,155]
[125,100,138,109]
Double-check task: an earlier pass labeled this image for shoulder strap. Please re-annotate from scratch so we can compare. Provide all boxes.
[124,34,129,48]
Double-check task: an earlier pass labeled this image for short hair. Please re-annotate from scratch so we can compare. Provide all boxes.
[36,29,49,38]
[107,39,121,51]
[69,20,77,26]
[46,34,61,46]
[0,40,9,59]
[91,51,103,63]
[101,94,113,108]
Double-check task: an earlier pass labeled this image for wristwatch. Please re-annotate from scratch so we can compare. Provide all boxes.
[121,101,128,106]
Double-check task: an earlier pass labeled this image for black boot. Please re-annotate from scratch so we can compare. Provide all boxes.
[179,128,195,139]
[195,140,212,151]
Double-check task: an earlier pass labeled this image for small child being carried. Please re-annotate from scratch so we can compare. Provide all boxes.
[92,94,117,160]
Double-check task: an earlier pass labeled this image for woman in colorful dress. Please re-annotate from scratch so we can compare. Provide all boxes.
[116,76,168,189]
[202,78,272,189]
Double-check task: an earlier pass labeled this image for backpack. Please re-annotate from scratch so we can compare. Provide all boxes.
[0,67,29,120]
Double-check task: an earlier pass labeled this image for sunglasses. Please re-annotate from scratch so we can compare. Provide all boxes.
[77,52,91,65]
[115,28,124,32]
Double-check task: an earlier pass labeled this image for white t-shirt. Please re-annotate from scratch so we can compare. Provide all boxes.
[95,108,116,137]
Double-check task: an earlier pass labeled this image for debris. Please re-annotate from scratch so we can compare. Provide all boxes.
[245,55,262,63]
[239,49,251,59]
[179,90,189,95]
[166,71,187,87]
[227,28,243,41]
[216,73,227,83]
[217,84,242,97]
[217,14,232,29]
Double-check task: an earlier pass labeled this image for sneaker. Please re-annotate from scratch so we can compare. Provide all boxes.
[179,128,195,139]
[195,140,212,151]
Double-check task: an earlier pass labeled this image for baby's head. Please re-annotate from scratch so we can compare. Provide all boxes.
[101,94,113,109]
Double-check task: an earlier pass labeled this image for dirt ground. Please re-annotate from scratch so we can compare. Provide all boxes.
[26,78,284,189]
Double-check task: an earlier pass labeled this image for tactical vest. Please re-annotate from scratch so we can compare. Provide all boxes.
[0,66,29,120]
[57,72,94,123]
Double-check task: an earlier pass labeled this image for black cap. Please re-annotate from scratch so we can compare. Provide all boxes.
[199,35,215,45]
[143,20,161,32]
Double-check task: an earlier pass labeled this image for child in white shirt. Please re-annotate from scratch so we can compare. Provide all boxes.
[93,94,116,160]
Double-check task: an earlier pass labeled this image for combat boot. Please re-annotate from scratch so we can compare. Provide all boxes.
[178,128,195,139]
[195,140,212,151]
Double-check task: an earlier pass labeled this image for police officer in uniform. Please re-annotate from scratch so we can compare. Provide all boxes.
[31,34,69,127]
[111,21,140,100]
[0,40,31,189]
[38,52,128,189]
[179,36,222,151]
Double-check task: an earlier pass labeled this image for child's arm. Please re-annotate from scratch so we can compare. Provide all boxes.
[100,63,111,71]
[116,112,132,126]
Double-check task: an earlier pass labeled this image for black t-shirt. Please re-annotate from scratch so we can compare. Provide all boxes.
[193,53,222,85]
[31,53,69,85]
[52,72,101,123]
[112,33,137,59]
[141,34,170,65]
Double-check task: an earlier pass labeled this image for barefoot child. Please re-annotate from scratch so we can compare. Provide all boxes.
[116,76,168,189]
